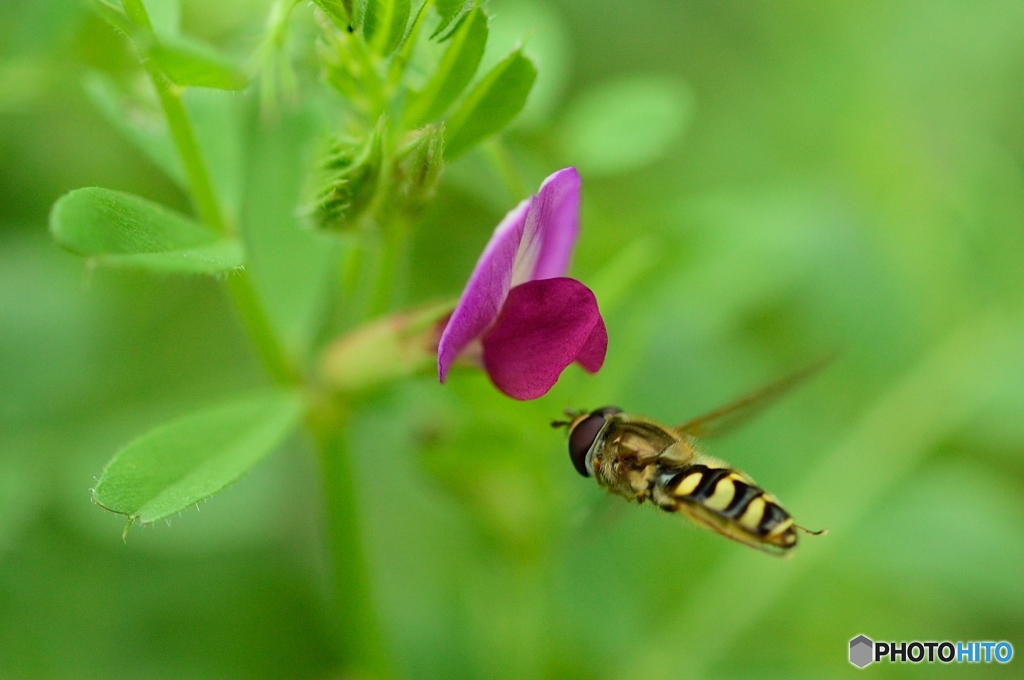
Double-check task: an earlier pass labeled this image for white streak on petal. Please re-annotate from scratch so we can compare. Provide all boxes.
[526,167,581,281]
[437,198,532,380]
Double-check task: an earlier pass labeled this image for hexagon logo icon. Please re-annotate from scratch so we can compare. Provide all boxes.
[849,635,874,668]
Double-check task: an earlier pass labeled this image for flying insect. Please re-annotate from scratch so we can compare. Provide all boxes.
[553,361,829,555]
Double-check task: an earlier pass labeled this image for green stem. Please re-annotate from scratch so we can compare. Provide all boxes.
[257,0,302,115]
[127,4,385,676]
[225,272,298,384]
[128,0,295,384]
[308,406,389,677]
[154,71,295,383]
[152,74,228,234]
[369,213,412,317]
[331,236,364,332]
[349,218,383,325]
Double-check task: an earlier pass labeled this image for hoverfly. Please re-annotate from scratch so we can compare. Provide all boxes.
[553,361,829,555]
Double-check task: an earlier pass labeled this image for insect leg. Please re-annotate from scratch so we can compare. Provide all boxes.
[796,525,828,536]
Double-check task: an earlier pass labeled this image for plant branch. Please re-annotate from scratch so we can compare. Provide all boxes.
[224,272,298,385]
[307,403,389,678]
[151,73,228,234]
[154,72,296,383]
[257,0,302,115]
[368,212,412,317]
[124,0,297,385]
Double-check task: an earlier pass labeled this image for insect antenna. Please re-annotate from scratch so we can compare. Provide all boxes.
[553,408,586,428]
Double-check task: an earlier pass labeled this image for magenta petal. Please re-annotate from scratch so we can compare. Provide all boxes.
[512,167,581,284]
[481,277,606,400]
[575,314,608,374]
[437,198,531,381]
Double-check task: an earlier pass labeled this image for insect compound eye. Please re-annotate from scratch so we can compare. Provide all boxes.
[568,412,606,477]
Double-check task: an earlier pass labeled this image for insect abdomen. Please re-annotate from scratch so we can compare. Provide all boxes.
[657,464,798,551]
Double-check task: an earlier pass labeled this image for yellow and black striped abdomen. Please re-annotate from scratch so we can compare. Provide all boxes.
[655,463,798,554]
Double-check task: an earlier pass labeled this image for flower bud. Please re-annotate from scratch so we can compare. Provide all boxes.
[304,117,384,232]
[393,124,445,211]
[319,300,456,393]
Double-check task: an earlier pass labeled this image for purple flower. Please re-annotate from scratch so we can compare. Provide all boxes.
[437,167,607,400]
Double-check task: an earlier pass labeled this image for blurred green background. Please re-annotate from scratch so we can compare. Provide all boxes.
[3,0,1024,678]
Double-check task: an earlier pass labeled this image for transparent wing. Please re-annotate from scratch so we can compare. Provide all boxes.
[673,354,836,438]
[672,501,792,556]
[603,414,687,463]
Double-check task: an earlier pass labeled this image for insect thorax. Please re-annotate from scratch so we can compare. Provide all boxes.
[592,454,668,504]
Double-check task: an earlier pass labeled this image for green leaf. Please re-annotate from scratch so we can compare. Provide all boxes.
[404,7,488,127]
[560,75,693,176]
[150,36,250,90]
[310,0,353,29]
[49,187,244,274]
[443,48,536,159]
[432,0,469,39]
[82,72,187,188]
[92,2,246,91]
[93,390,303,525]
[90,241,246,273]
[121,0,154,29]
[363,0,411,56]
[143,0,181,37]
[476,0,570,129]
[90,0,133,35]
